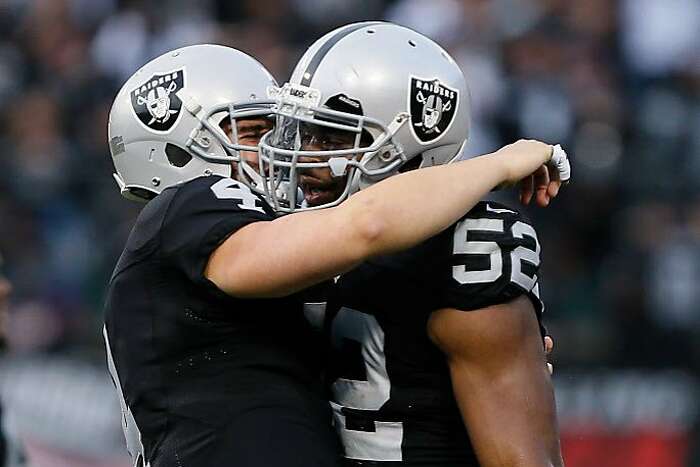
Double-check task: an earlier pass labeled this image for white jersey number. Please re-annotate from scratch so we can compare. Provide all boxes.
[452,218,540,290]
[210,178,265,214]
[330,307,404,462]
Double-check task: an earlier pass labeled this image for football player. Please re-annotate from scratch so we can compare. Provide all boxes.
[104,44,566,467]
[258,23,566,466]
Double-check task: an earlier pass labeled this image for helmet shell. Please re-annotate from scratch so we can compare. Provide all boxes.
[108,44,277,201]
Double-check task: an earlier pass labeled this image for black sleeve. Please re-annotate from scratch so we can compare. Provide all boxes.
[437,201,544,315]
[160,176,274,285]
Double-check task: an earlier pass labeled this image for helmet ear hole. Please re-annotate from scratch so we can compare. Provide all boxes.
[165,143,193,167]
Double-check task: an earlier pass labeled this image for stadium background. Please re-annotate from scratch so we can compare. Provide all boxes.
[0,0,698,466]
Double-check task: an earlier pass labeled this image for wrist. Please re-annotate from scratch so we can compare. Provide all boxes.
[486,150,512,187]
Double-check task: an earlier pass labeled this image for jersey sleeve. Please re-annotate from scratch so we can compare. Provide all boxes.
[159,176,274,286]
[438,201,544,315]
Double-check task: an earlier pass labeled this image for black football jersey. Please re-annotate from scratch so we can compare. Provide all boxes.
[103,175,341,467]
[326,201,544,466]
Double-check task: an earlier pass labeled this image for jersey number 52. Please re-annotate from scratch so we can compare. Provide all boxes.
[452,217,540,291]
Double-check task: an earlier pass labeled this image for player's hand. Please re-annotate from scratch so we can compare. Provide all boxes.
[494,140,571,207]
[519,144,570,207]
[544,335,554,375]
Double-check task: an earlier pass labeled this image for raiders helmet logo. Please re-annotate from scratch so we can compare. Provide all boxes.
[409,76,459,144]
[130,69,185,132]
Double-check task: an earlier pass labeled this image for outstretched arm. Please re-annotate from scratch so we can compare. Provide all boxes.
[427,296,564,467]
[207,140,568,298]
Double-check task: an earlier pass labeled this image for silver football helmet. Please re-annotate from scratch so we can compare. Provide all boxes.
[108,44,277,202]
[258,22,470,212]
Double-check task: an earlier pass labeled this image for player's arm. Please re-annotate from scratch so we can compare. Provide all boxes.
[206,140,569,298]
[427,297,564,467]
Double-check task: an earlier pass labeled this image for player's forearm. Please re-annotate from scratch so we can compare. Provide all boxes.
[342,149,509,257]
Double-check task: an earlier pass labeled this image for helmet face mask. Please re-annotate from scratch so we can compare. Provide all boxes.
[186,101,275,166]
[184,100,276,193]
[258,83,408,212]
[256,22,470,213]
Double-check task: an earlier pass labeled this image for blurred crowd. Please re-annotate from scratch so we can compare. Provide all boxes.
[0,0,699,464]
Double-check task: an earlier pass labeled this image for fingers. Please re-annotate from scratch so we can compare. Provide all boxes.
[547,165,561,198]
[544,335,554,375]
[548,144,571,185]
[538,143,570,205]
[534,165,550,207]
[500,141,570,203]
[544,335,554,355]
[519,175,534,205]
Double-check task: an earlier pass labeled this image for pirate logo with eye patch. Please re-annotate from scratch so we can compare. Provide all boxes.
[131,69,185,133]
[409,76,459,144]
